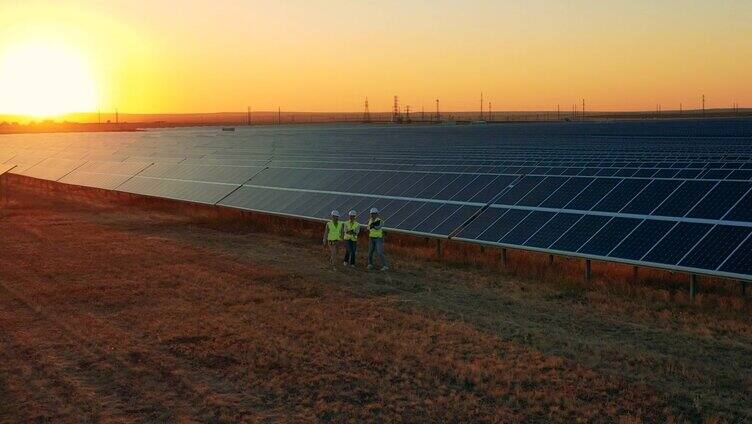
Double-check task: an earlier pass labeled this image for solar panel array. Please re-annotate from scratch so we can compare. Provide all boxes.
[2,119,752,281]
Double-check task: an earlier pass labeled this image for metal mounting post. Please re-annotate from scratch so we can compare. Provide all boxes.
[501,248,507,268]
[689,274,698,303]
[584,259,591,283]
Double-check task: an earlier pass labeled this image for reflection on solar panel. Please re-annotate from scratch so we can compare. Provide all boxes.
[2,118,752,281]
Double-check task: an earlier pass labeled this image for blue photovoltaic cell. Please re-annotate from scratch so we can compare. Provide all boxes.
[642,222,712,265]
[399,174,443,198]
[724,190,752,222]
[719,235,752,276]
[620,179,682,215]
[524,213,583,249]
[702,169,732,179]
[680,225,752,271]
[653,169,679,178]
[500,211,556,245]
[434,174,477,200]
[477,209,530,242]
[433,206,481,236]
[381,172,420,196]
[516,177,568,207]
[608,220,675,261]
[565,178,620,211]
[457,207,507,239]
[411,203,460,233]
[729,170,752,180]
[493,176,544,205]
[395,202,442,230]
[592,179,649,212]
[578,217,641,256]
[539,178,593,208]
[686,181,751,219]
[448,174,494,201]
[652,180,716,217]
[385,201,426,227]
[414,174,461,199]
[550,215,611,252]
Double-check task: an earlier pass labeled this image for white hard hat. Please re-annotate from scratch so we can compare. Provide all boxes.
[369,207,379,214]
[331,210,340,217]
[349,210,357,216]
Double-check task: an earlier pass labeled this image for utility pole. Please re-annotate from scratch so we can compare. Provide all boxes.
[435,99,441,122]
[115,108,119,124]
[278,107,281,124]
[488,102,492,121]
[702,94,706,117]
[247,106,251,125]
[405,105,411,123]
[421,105,425,121]
[557,104,560,120]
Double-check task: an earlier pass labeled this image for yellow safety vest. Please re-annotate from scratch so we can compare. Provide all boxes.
[368,218,384,238]
[326,220,344,241]
[344,220,360,241]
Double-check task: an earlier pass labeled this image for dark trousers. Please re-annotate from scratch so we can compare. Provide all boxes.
[343,240,357,265]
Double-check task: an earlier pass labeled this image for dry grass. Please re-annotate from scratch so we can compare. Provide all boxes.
[0,178,750,422]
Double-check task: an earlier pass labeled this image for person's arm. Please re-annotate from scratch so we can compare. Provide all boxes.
[340,224,345,240]
[323,223,328,245]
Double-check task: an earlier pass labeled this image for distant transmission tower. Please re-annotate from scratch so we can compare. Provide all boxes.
[362,97,371,123]
[479,92,484,120]
[405,105,411,123]
[115,108,119,124]
[435,99,441,122]
[702,94,706,116]
[557,104,560,120]
[581,99,585,120]
[421,105,425,121]
[392,95,401,123]
[278,107,281,124]
[488,102,492,121]
[247,106,252,125]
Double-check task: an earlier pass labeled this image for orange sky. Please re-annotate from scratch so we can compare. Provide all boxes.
[0,0,750,116]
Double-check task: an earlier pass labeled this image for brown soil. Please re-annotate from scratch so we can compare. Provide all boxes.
[0,182,749,422]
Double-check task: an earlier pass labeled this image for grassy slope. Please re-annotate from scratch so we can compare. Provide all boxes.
[0,187,749,422]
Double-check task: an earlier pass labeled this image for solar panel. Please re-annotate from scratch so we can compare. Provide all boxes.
[3,118,752,281]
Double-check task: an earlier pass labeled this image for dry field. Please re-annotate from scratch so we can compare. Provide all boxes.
[0,182,750,423]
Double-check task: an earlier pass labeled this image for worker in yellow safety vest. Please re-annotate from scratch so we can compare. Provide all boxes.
[367,207,389,271]
[323,210,345,268]
[342,210,360,267]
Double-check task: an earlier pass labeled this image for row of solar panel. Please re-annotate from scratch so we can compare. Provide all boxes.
[218,185,480,237]
[7,147,752,167]
[455,206,752,277]
[214,184,752,277]
[247,169,752,222]
[8,152,752,174]
[9,158,752,224]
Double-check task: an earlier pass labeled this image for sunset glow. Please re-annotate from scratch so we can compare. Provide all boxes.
[0,41,97,117]
[0,1,750,116]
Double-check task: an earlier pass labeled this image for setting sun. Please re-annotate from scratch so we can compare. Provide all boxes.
[0,41,97,117]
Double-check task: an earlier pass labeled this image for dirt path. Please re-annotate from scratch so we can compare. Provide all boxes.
[0,187,749,422]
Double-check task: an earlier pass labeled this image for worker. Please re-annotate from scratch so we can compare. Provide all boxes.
[323,210,344,268]
[367,207,389,271]
[342,210,360,266]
